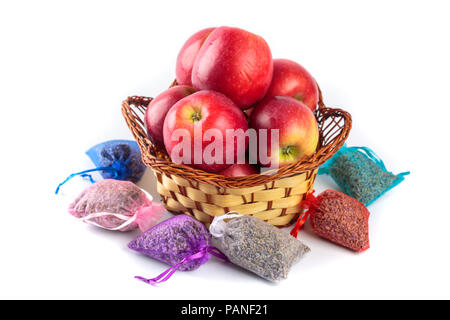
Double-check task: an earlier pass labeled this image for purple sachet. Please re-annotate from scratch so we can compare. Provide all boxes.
[128,214,227,285]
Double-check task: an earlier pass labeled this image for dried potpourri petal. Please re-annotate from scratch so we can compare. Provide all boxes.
[318,144,409,206]
[291,190,370,252]
[128,214,228,285]
[69,179,164,232]
[210,214,310,282]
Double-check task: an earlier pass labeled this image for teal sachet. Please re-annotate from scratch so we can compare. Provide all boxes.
[318,144,409,206]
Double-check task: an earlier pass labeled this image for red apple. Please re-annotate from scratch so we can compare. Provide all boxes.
[192,26,273,109]
[264,59,319,111]
[176,27,216,86]
[163,90,248,173]
[219,163,259,177]
[249,96,319,168]
[144,85,195,148]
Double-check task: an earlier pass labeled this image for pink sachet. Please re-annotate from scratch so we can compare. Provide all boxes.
[68,179,164,232]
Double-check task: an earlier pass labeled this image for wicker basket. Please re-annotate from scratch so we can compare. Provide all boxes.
[122,85,351,228]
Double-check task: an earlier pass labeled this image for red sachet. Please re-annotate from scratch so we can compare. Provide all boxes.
[291,190,370,252]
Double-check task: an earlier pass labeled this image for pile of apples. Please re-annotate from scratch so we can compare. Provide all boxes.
[145,26,319,177]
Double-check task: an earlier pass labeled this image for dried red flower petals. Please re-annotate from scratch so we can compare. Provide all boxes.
[291,190,370,252]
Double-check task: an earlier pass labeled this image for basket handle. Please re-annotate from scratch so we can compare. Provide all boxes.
[317,83,326,110]
[122,97,151,154]
[314,106,352,161]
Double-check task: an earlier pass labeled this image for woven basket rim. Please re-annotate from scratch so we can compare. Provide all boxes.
[122,83,352,189]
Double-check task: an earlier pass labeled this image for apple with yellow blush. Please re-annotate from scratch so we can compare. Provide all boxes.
[249,96,319,168]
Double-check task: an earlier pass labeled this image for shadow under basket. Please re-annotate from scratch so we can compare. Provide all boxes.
[122,85,352,228]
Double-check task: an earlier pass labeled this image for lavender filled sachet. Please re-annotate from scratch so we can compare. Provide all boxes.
[85,140,146,182]
[55,140,146,194]
[69,179,164,232]
[210,214,310,282]
[128,214,228,285]
[318,144,409,206]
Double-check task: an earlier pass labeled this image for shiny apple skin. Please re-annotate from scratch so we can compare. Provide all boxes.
[163,90,249,173]
[192,26,273,109]
[219,163,258,177]
[249,96,319,168]
[176,27,216,86]
[264,59,319,111]
[145,85,195,148]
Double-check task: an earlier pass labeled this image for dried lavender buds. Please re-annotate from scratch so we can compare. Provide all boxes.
[310,190,370,252]
[128,215,212,271]
[69,179,163,232]
[319,145,409,206]
[330,151,396,205]
[86,139,146,183]
[211,215,310,282]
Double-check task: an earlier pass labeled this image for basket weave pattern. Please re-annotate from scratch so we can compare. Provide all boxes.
[122,86,351,227]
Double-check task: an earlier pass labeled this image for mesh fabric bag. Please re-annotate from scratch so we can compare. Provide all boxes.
[69,179,164,232]
[291,190,370,252]
[318,144,409,205]
[210,214,310,282]
[85,139,146,182]
[128,214,227,285]
[56,140,146,194]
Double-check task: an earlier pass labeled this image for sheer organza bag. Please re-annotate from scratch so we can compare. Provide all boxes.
[128,214,228,285]
[318,144,409,205]
[210,214,310,282]
[291,189,370,252]
[56,140,146,194]
[69,179,164,232]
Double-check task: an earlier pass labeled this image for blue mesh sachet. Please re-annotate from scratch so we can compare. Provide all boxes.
[55,140,146,194]
[318,144,409,206]
[85,140,146,182]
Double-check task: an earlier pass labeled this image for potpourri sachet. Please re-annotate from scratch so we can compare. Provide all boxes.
[211,214,310,282]
[86,139,146,182]
[291,190,370,252]
[318,144,409,205]
[128,214,228,285]
[69,179,164,232]
[55,140,146,194]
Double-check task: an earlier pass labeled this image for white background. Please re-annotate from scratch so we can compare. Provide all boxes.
[1,0,449,299]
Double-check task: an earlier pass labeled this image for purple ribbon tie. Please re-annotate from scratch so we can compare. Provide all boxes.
[135,246,228,286]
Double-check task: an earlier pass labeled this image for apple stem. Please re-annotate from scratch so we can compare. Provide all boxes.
[281,145,298,157]
[191,111,202,122]
[294,93,304,102]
